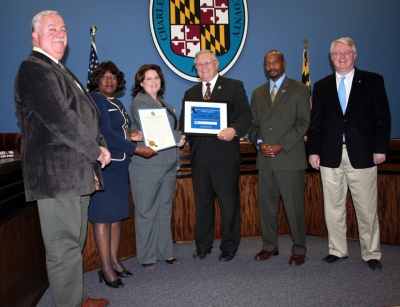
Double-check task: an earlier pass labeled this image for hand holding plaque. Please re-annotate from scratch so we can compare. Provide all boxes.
[182,100,228,135]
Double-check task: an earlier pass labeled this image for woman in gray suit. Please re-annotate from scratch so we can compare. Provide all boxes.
[129,64,185,269]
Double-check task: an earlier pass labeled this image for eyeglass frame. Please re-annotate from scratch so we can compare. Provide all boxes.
[195,60,216,68]
[331,51,355,58]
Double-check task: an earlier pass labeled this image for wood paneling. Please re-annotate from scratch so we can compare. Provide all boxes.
[82,193,136,272]
[0,159,47,307]
[82,139,400,272]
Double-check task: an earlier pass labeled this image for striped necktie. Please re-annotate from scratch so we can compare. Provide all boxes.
[271,83,277,103]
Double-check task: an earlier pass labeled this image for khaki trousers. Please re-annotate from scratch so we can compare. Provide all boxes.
[320,146,381,261]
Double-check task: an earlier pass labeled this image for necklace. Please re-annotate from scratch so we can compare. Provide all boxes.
[99,92,114,100]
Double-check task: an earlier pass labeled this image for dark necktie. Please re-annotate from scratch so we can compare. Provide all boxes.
[204,82,211,100]
[58,62,83,92]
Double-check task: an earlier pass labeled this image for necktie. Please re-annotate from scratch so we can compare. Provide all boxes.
[338,76,346,141]
[203,82,211,100]
[271,83,277,103]
[338,76,346,113]
[58,62,83,92]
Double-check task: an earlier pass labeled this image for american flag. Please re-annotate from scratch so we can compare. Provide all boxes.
[87,41,99,87]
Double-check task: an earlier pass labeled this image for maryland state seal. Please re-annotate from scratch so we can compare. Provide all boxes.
[150,0,248,81]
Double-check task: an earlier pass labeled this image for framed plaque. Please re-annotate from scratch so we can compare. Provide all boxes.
[183,100,228,135]
[138,108,176,151]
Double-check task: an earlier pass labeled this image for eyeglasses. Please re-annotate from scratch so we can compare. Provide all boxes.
[331,51,355,58]
[195,60,215,68]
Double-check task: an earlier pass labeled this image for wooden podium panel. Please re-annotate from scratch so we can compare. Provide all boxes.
[0,159,47,307]
[81,140,400,272]
[82,192,136,272]
[5,138,398,306]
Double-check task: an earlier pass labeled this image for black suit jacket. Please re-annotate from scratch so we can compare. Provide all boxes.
[308,68,391,168]
[14,51,106,201]
[179,75,251,167]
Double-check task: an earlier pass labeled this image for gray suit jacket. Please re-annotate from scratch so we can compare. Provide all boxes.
[14,51,106,201]
[129,91,181,167]
[248,76,310,171]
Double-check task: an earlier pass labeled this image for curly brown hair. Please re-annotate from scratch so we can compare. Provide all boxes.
[87,61,126,93]
[131,64,165,98]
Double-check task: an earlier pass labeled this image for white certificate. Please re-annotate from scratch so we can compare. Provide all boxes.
[138,108,176,151]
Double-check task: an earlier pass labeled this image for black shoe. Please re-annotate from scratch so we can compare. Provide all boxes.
[322,254,348,263]
[165,258,181,265]
[115,269,133,277]
[367,259,382,271]
[219,251,236,262]
[98,270,124,288]
[193,248,211,260]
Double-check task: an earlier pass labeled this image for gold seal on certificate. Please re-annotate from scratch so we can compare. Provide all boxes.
[147,140,157,148]
[138,108,176,151]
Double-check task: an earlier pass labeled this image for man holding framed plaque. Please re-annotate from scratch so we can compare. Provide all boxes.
[179,50,251,262]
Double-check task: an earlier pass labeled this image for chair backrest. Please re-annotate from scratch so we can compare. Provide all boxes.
[0,133,22,154]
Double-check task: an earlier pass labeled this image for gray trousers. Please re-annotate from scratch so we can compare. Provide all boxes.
[129,162,176,264]
[37,195,89,307]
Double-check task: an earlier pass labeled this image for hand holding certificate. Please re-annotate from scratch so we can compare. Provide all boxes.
[138,108,176,151]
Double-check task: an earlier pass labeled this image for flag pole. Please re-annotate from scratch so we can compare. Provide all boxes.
[90,25,98,43]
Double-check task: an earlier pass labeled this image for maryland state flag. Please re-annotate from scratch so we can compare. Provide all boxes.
[87,41,99,87]
[302,39,311,95]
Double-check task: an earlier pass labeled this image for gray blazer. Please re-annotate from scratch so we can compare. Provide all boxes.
[248,76,310,171]
[130,91,181,167]
[14,51,106,201]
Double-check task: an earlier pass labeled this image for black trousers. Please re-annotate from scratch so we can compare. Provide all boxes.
[192,164,241,253]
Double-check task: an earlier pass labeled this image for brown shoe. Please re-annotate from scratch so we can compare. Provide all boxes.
[165,258,181,264]
[82,297,109,307]
[289,254,305,265]
[254,249,279,260]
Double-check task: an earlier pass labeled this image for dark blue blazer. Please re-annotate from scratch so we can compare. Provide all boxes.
[308,68,391,168]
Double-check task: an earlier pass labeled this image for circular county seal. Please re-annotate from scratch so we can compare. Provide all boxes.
[150,0,248,82]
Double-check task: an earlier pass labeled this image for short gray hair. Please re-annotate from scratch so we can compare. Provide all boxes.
[31,10,61,32]
[330,37,357,54]
[194,50,218,65]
